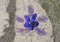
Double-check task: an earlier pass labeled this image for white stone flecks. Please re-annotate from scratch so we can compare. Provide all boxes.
[0,0,9,37]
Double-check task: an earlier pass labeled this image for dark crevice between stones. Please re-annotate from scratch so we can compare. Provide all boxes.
[38,0,60,42]
[0,0,16,42]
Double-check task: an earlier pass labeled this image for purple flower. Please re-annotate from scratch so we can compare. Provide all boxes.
[15,5,47,36]
[24,13,39,30]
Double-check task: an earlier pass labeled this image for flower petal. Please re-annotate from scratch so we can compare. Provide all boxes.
[31,13,37,21]
[36,16,47,22]
[15,16,24,22]
[24,22,30,27]
[24,15,30,21]
[29,26,34,30]
[33,21,39,27]
[28,5,34,16]
[35,27,46,36]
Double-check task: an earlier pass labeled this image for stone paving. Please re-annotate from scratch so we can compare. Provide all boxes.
[0,0,60,42]
[14,0,53,42]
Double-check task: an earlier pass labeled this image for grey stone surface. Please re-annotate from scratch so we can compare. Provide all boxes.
[38,0,60,42]
[0,0,16,42]
[0,0,60,42]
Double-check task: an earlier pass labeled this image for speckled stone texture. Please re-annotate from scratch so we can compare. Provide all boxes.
[0,0,16,42]
[38,0,60,42]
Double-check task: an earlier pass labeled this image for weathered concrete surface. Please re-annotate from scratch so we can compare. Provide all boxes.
[0,0,16,42]
[38,0,60,42]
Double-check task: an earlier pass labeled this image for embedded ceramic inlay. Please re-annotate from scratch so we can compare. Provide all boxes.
[14,0,53,42]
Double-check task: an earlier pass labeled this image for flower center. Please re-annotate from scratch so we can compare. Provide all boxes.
[29,21,39,30]
[29,21,34,26]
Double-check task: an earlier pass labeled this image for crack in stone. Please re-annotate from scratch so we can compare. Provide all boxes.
[0,0,16,42]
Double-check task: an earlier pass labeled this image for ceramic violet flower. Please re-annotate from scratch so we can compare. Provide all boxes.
[24,13,39,30]
[15,5,47,36]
